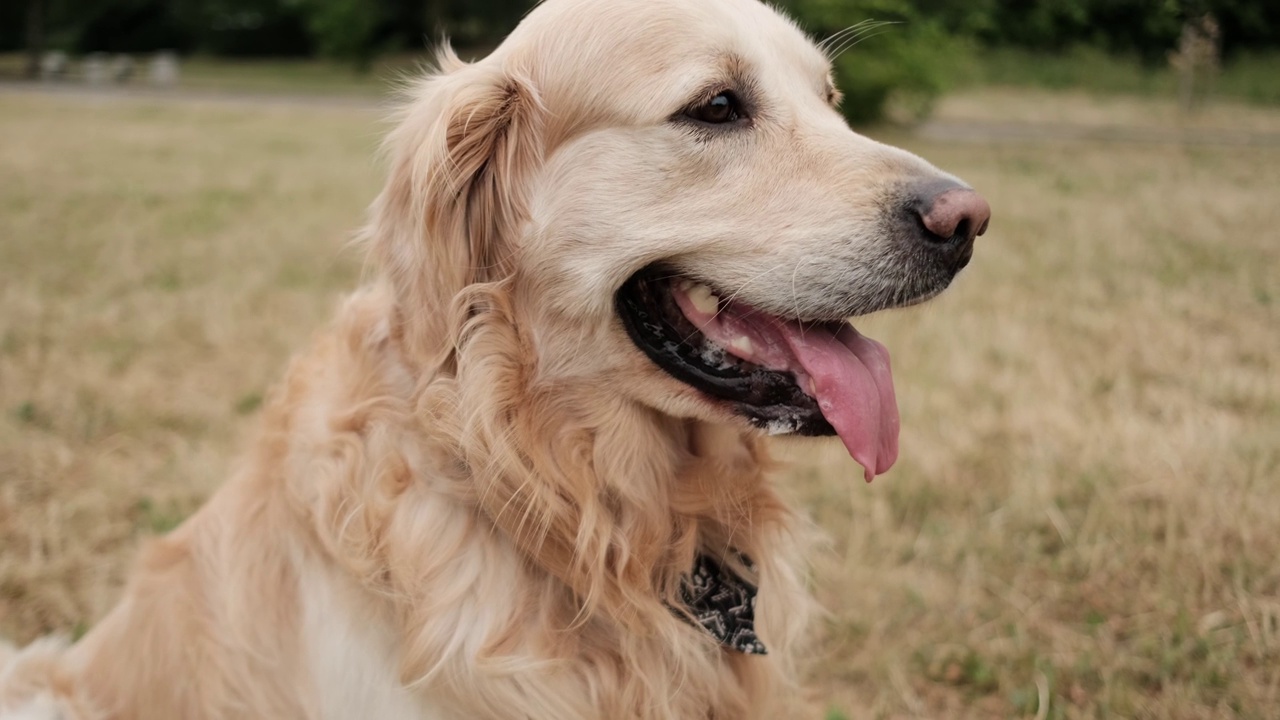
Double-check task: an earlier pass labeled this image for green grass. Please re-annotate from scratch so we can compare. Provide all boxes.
[1216,51,1280,105]
[177,56,409,96]
[953,45,1280,106]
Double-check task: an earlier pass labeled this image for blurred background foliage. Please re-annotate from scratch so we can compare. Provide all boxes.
[5,0,1280,121]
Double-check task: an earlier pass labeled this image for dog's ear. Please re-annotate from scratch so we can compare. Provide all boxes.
[367,47,541,360]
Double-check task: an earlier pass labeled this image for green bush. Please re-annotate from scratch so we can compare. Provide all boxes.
[292,0,379,65]
[781,0,962,125]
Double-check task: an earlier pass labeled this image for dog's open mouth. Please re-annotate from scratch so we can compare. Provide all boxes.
[617,268,898,481]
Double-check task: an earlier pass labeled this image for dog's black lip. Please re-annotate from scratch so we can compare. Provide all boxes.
[615,267,835,437]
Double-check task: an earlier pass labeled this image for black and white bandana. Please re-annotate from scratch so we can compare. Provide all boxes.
[673,552,767,655]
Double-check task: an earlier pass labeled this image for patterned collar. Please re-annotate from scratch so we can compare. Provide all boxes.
[672,552,767,655]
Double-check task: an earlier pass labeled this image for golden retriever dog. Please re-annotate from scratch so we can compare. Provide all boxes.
[0,0,989,717]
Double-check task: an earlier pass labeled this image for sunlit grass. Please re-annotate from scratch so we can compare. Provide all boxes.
[1,89,1277,718]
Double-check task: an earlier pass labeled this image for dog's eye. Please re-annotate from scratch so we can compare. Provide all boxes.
[686,92,743,125]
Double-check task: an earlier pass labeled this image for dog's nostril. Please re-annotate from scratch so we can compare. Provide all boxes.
[918,187,991,245]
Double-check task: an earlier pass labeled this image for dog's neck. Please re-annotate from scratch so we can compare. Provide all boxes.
[249,287,809,716]
[395,286,787,633]
[450,380,777,626]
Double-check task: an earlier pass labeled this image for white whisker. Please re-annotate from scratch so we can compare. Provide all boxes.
[817,19,887,52]
[829,24,900,60]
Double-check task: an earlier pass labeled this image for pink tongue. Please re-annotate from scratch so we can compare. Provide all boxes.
[674,285,899,482]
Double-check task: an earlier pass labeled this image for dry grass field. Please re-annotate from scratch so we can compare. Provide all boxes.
[1,89,1278,718]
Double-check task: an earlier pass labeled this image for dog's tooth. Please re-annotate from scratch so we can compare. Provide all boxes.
[687,283,720,314]
[730,336,754,354]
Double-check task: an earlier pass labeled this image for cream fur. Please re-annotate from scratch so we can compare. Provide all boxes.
[0,0,967,717]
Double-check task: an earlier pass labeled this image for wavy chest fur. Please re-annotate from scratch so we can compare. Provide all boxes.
[282,287,813,719]
[42,287,811,720]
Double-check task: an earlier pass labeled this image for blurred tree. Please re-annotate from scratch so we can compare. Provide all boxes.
[185,0,312,57]
[780,0,960,124]
[969,0,1278,61]
[71,0,192,54]
[424,0,446,43]
[1198,0,1280,56]
[24,0,47,78]
[444,0,528,48]
[290,0,380,65]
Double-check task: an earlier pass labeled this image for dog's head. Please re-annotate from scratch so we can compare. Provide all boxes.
[370,0,989,482]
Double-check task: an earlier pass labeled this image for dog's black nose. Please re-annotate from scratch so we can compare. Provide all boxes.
[908,179,991,270]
